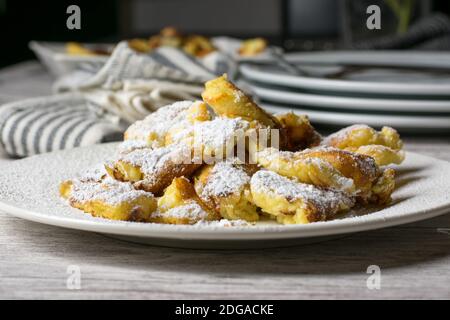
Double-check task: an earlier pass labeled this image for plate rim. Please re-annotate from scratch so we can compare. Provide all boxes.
[262,103,450,129]
[251,83,450,112]
[1,196,450,241]
[285,50,450,67]
[240,63,450,96]
[1,146,450,241]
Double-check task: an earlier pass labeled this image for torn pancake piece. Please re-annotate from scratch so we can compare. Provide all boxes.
[274,112,322,151]
[60,165,157,222]
[124,100,211,147]
[323,125,403,152]
[166,116,249,160]
[194,159,259,221]
[105,143,201,195]
[202,74,281,128]
[250,170,355,224]
[352,144,405,166]
[153,177,219,224]
[256,148,356,194]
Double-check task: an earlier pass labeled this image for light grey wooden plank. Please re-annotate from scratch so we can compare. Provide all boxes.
[1,63,450,299]
[1,209,450,299]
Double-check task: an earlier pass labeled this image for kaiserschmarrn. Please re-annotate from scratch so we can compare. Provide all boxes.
[60,75,405,225]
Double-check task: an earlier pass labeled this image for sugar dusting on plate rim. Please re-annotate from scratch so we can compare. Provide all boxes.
[0,143,449,239]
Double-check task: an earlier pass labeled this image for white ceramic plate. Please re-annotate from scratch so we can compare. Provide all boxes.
[262,104,450,131]
[29,41,110,77]
[0,143,450,248]
[251,84,450,113]
[240,51,450,97]
[286,50,450,70]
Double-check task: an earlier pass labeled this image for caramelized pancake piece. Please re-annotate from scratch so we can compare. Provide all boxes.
[105,144,201,195]
[323,125,404,166]
[324,125,403,151]
[202,75,281,128]
[353,145,405,166]
[157,177,199,209]
[153,177,219,224]
[202,75,289,150]
[128,38,153,53]
[183,35,216,57]
[151,202,216,225]
[124,100,211,147]
[60,164,107,199]
[60,165,157,222]
[238,38,268,56]
[306,147,397,204]
[148,27,183,50]
[160,26,181,38]
[298,147,380,197]
[250,170,355,224]
[166,116,249,160]
[124,100,193,146]
[275,112,322,151]
[256,148,356,194]
[66,42,98,56]
[185,100,212,122]
[370,168,396,205]
[256,147,395,204]
[194,159,259,221]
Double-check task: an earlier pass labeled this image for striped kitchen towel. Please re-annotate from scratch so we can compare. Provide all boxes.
[0,41,237,158]
[0,93,125,158]
[54,41,235,92]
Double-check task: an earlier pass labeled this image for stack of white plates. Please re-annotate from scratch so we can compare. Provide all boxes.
[240,51,450,132]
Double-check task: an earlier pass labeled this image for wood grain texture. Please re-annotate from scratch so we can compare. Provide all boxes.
[1,210,450,299]
[0,62,450,299]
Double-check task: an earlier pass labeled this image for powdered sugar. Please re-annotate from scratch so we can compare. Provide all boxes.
[116,140,149,155]
[124,100,195,142]
[301,146,380,179]
[256,148,356,193]
[194,219,251,227]
[201,160,250,198]
[75,163,108,182]
[323,124,369,141]
[118,143,194,183]
[169,117,249,154]
[257,148,291,163]
[69,176,153,205]
[152,203,251,226]
[233,90,245,103]
[250,170,355,212]
[303,157,355,192]
[152,201,210,224]
[194,117,249,152]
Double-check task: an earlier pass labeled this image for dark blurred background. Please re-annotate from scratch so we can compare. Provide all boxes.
[1,0,450,68]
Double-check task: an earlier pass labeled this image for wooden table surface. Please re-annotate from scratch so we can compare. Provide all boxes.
[0,62,450,300]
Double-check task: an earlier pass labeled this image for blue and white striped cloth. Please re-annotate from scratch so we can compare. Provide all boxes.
[0,41,238,158]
